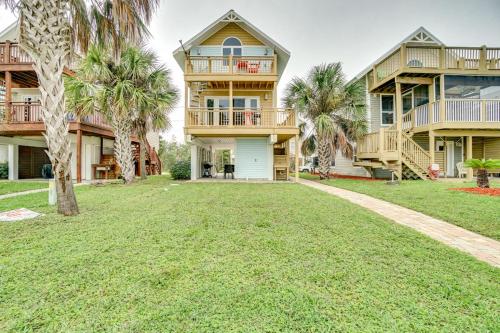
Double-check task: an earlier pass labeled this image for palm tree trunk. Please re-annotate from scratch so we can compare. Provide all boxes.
[317,137,331,180]
[476,168,489,188]
[113,115,135,183]
[19,0,78,215]
[140,137,147,180]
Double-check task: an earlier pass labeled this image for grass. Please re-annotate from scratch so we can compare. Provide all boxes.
[0,176,499,332]
[0,180,48,196]
[300,173,500,240]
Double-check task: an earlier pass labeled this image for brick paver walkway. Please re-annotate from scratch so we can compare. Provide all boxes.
[299,178,500,268]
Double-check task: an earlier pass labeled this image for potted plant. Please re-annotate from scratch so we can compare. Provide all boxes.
[463,159,500,188]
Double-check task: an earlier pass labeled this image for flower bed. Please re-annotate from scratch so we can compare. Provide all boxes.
[449,187,500,196]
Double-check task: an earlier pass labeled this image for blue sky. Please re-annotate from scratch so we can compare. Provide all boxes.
[1,0,499,141]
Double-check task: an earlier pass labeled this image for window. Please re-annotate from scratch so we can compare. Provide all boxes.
[413,85,429,107]
[222,37,242,56]
[380,95,394,125]
[403,92,413,114]
[442,75,500,99]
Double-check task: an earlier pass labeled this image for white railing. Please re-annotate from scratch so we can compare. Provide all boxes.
[406,47,440,68]
[486,49,500,69]
[486,100,500,122]
[414,104,429,126]
[374,50,401,81]
[432,102,440,123]
[186,108,296,128]
[445,99,481,122]
[186,56,276,75]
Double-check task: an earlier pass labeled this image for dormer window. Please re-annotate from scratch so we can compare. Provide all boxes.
[222,37,242,56]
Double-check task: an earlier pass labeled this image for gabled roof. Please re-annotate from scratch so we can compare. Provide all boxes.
[349,27,443,83]
[172,9,290,78]
[0,21,19,42]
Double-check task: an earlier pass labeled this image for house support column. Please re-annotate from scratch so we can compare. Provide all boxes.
[395,81,403,180]
[294,135,299,182]
[5,71,12,122]
[429,131,435,165]
[76,129,82,183]
[466,136,473,180]
[439,74,445,122]
[229,81,233,126]
[190,144,198,180]
[7,144,18,180]
[184,82,189,123]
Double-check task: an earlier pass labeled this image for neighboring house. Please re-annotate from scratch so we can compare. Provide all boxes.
[173,10,299,180]
[0,22,161,181]
[342,27,500,180]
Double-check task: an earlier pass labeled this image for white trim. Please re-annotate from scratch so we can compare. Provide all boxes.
[380,94,395,126]
[204,95,261,109]
[222,36,242,46]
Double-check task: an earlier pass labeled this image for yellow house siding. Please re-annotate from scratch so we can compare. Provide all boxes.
[484,137,500,159]
[201,23,264,46]
[472,137,484,159]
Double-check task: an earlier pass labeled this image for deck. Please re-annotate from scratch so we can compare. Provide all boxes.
[368,44,500,92]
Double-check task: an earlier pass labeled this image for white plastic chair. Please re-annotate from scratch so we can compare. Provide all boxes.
[456,162,467,178]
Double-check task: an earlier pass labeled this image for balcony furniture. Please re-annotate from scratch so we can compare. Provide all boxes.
[456,162,467,179]
[247,63,260,73]
[224,164,234,179]
[236,60,248,72]
[244,111,254,125]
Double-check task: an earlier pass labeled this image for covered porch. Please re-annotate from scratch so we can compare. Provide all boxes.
[188,134,299,181]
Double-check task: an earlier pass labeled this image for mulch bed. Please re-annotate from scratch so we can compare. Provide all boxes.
[449,187,500,196]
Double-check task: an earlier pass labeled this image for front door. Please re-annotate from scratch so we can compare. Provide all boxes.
[446,141,455,177]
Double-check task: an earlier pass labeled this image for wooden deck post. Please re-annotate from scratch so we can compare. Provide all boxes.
[429,131,435,165]
[5,70,11,122]
[395,81,403,179]
[229,81,233,126]
[466,136,473,180]
[439,74,445,123]
[76,129,82,183]
[184,82,189,125]
[294,135,299,182]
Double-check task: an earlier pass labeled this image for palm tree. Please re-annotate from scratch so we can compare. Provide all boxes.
[66,45,177,183]
[129,50,178,180]
[464,159,500,188]
[0,0,159,215]
[284,63,367,179]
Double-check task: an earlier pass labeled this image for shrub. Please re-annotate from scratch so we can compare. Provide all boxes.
[0,163,8,179]
[170,160,191,180]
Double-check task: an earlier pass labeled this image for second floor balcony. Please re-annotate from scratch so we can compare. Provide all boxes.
[185,107,298,136]
[400,99,500,132]
[0,102,112,132]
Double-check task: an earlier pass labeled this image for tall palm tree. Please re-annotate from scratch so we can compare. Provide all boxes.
[0,0,159,215]
[284,63,367,179]
[130,50,178,180]
[66,45,177,183]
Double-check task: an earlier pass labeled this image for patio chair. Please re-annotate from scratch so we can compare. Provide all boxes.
[456,162,467,178]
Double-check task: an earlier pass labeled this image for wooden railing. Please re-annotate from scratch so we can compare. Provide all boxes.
[0,102,111,129]
[400,99,500,131]
[357,129,398,155]
[401,132,431,176]
[0,42,33,64]
[185,55,276,75]
[371,44,500,87]
[186,108,296,128]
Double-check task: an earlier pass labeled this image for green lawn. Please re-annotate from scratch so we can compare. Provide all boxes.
[300,173,500,240]
[0,180,48,196]
[0,176,498,332]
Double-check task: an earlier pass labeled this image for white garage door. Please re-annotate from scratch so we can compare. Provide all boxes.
[235,138,269,179]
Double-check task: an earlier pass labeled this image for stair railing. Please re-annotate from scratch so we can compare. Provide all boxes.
[401,132,431,176]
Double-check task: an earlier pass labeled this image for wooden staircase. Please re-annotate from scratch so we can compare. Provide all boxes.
[132,139,162,176]
[355,129,431,180]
